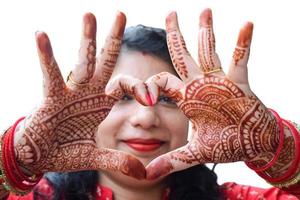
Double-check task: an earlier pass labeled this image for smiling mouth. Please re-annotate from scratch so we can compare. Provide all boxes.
[122,139,165,152]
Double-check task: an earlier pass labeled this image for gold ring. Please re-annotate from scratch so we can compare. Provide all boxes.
[203,67,223,75]
[66,71,90,86]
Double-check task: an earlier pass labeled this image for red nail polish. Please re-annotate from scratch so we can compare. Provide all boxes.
[146,158,173,180]
[150,93,156,105]
[146,93,153,106]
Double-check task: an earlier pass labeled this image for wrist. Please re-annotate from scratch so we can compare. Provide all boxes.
[14,115,31,146]
[262,122,295,178]
[13,116,36,175]
[245,108,283,171]
[0,118,43,196]
[249,118,300,189]
[265,120,300,188]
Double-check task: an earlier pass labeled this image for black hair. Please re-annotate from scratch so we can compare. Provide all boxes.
[167,165,221,200]
[35,25,223,200]
[36,171,98,200]
[121,25,173,65]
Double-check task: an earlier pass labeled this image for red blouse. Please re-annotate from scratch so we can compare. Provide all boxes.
[5,178,299,200]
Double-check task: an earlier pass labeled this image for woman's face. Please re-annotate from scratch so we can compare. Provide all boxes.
[97,50,189,166]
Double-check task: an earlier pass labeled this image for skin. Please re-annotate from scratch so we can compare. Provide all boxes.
[96,50,189,199]
[13,12,146,179]
[145,9,287,180]
[9,8,296,199]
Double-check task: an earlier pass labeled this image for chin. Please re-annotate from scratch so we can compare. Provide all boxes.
[137,156,155,166]
[116,143,170,167]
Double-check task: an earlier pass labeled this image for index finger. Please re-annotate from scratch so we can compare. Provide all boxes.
[166,12,202,82]
[146,144,198,180]
[91,12,126,86]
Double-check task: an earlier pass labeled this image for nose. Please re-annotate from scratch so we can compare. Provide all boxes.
[129,103,160,129]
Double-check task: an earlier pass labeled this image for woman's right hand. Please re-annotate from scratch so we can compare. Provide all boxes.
[13,12,146,179]
[146,9,279,180]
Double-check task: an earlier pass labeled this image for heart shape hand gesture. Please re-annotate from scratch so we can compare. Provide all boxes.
[14,9,280,182]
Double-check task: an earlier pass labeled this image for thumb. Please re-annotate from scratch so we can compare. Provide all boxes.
[93,148,146,180]
[146,144,199,180]
[74,147,146,180]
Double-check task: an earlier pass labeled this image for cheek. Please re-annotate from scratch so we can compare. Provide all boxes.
[96,104,126,149]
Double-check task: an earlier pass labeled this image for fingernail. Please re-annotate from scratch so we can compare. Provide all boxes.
[237,22,254,48]
[150,93,156,105]
[36,33,53,58]
[84,19,91,37]
[113,11,126,37]
[146,93,153,106]
[166,11,177,32]
[200,8,212,27]
[83,13,96,39]
[146,169,160,180]
[125,156,146,180]
[146,159,173,180]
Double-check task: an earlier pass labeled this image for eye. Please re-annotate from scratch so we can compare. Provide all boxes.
[158,95,176,105]
[121,94,134,101]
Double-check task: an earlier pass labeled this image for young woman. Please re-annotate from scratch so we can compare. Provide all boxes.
[1,9,299,200]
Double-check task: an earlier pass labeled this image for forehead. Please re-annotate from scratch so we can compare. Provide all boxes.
[111,50,176,81]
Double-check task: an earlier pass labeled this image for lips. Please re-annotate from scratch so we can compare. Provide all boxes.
[123,139,165,152]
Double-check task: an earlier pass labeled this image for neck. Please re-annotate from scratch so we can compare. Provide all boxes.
[99,172,166,200]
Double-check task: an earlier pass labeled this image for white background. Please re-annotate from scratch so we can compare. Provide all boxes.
[0,0,299,188]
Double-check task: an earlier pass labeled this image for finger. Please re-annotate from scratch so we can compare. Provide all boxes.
[35,32,65,97]
[94,148,146,180]
[146,145,198,180]
[105,74,151,106]
[227,22,254,84]
[144,81,159,106]
[146,72,184,104]
[58,146,146,180]
[67,13,97,88]
[198,8,224,75]
[166,12,201,82]
[92,11,126,86]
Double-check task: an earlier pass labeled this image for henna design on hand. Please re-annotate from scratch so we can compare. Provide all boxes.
[95,36,122,86]
[146,9,280,180]
[198,9,222,74]
[233,48,247,66]
[14,12,146,179]
[250,126,296,178]
[84,40,97,83]
[179,76,278,162]
[165,12,202,82]
[167,31,189,79]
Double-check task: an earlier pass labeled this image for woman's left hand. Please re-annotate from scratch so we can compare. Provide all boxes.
[146,9,279,180]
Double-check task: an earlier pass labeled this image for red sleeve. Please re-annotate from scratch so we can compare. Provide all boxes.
[5,192,33,200]
[281,183,300,198]
[5,179,54,200]
[221,182,299,200]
